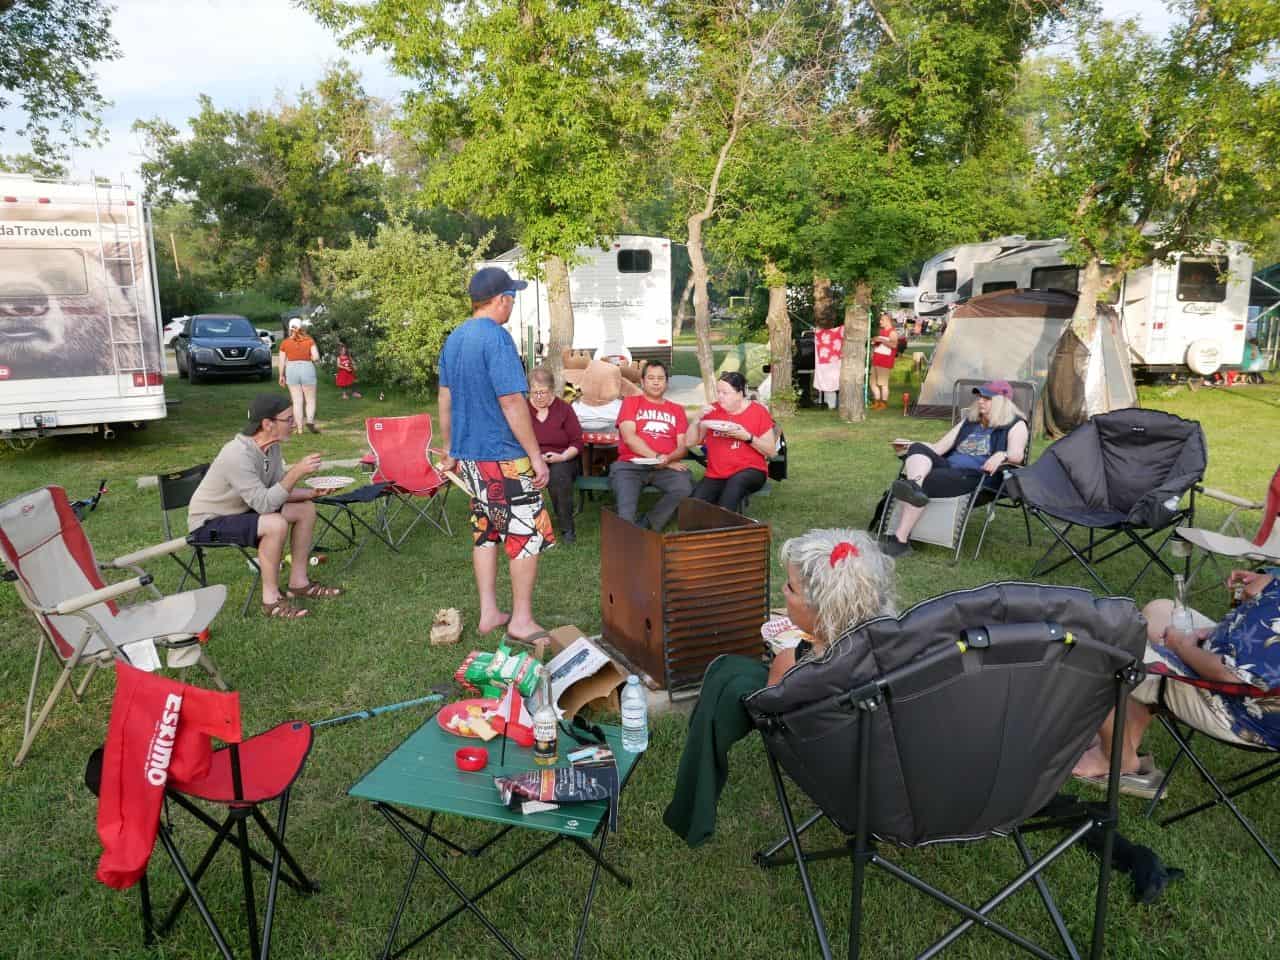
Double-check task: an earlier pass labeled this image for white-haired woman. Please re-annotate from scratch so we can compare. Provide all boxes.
[881,380,1028,558]
[768,528,897,683]
[662,528,896,846]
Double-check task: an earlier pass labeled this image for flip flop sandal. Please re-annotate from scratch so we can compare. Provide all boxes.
[263,598,310,620]
[287,582,344,600]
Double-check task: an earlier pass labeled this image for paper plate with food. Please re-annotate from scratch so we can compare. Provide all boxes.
[438,698,501,740]
[761,615,811,653]
[700,419,739,434]
[306,475,355,494]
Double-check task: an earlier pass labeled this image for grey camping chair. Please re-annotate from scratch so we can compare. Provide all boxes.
[743,582,1147,960]
[1006,408,1207,594]
[877,380,1036,561]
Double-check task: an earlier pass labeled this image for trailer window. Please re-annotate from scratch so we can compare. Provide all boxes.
[617,249,651,274]
[1178,257,1229,302]
[981,281,1017,294]
[1030,265,1079,293]
[935,269,957,294]
[0,248,88,298]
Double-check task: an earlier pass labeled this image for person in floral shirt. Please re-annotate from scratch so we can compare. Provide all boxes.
[1072,569,1280,798]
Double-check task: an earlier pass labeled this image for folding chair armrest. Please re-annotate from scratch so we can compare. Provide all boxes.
[108,536,191,569]
[49,575,153,615]
[1147,662,1274,699]
[1196,486,1263,510]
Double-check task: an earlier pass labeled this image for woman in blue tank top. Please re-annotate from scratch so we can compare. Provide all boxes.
[881,380,1029,557]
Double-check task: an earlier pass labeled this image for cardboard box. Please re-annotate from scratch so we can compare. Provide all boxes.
[547,625,628,718]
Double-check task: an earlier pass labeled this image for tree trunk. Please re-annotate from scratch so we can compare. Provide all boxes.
[838,281,872,423]
[764,259,794,418]
[672,272,695,340]
[544,254,574,385]
[813,273,836,328]
[299,251,315,305]
[1071,257,1103,343]
[687,215,717,401]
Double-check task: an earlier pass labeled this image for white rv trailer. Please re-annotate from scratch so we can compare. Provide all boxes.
[477,236,673,366]
[0,174,166,441]
[968,238,1252,375]
[913,236,1043,320]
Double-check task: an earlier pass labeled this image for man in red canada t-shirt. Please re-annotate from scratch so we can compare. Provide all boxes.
[609,360,694,530]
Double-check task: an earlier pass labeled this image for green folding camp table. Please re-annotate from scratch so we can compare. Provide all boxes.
[350,715,641,960]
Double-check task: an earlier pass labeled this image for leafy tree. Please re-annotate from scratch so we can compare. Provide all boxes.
[0,152,67,178]
[318,218,489,394]
[1034,5,1280,339]
[135,65,386,303]
[657,0,841,399]
[812,0,1075,422]
[0,0,119,163]
[305,0,664,383]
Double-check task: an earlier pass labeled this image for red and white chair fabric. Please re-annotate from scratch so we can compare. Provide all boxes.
[366,414,453,542]
[1176,464,1280,594]
[0,485,228,766]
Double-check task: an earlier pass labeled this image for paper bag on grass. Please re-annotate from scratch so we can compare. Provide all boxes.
[546,626,628,718]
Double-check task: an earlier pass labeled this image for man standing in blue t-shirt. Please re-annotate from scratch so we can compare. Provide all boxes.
[438,267,553,646]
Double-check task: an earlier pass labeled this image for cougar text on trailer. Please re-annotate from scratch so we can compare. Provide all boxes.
[0,174,166,442]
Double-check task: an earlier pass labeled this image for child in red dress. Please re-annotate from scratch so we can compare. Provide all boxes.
[335,342,362,399]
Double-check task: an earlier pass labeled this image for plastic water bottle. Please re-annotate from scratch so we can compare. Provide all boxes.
[1170,574,1195,637]
[620,675,649,753]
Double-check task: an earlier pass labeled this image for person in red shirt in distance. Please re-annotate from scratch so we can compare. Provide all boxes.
[687,371,777,514]
[609,360,693,530]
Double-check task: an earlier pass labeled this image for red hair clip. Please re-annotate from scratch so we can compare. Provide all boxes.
[829,541,859,566]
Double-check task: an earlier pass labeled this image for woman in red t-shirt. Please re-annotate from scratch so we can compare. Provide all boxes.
[687,371,777,513]
[869,313,898,410]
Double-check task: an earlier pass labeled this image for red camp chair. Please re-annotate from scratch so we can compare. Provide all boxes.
[87,666,318,960]
[366,414,453,542]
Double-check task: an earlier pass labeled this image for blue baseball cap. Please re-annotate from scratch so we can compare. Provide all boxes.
[468,267,528,302]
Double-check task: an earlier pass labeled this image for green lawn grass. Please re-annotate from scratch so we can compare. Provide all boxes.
[2,365,1279,959]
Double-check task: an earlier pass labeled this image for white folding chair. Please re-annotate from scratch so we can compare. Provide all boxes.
[0,485,229,766]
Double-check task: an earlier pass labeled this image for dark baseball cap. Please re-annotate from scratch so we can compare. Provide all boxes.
[972,380,1013,399]
[241,393,292,434]
[468,266,528,302]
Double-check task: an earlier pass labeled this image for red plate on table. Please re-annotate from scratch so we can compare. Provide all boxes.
[437,698,500,739]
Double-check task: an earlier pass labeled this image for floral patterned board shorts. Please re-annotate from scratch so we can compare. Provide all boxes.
[456,457,555,559]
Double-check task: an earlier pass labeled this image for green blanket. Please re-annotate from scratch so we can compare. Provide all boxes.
[662,655,768,848]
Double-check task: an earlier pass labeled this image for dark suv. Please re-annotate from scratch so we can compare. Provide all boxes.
[174,313,273,384]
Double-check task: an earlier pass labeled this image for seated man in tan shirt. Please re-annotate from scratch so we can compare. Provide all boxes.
[187,393,343,619]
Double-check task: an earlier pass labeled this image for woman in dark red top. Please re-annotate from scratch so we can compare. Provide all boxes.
[528,367,584,543]
[687,371,776,514]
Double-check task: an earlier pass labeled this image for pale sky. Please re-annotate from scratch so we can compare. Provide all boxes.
[0,0,1177,185]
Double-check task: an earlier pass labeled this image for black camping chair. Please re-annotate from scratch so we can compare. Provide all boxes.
[743,582,1147,960]
[1142,664,1280,873]
[86,712,319,960]
[1006,409,1207,594]
[158,464,261,617]
[311,481,399,571]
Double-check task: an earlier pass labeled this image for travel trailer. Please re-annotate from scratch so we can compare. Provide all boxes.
[476,236,674,366]
[967,238,1252,375]
[0,174,165,442]
[913,236,1044,320]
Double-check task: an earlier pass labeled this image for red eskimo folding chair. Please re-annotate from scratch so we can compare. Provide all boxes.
[366,414,453,543]
[87,662,318,960]
[0,485,228,766]
[1143,663,1280,873]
